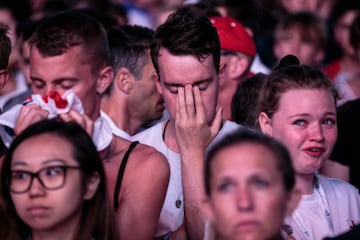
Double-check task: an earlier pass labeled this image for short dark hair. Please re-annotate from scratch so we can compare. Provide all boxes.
[231,73,267,129]
[204,129,295,196]
[29,10,110,76]
[105,25,154,95]
[1,119,116,240]
[150,8,221,76]
[0,23,11,70]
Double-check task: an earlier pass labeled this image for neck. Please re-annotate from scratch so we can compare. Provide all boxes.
[101,96,141,136]
[162,119,180,153]
[295,173,315,195]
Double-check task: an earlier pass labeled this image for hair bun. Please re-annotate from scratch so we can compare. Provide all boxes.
[273,55,300,71]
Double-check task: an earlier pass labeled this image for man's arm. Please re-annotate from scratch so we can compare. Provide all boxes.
[115,145,169,240]
[175,85,223,239]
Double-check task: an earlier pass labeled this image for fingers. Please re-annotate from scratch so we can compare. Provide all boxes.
[14,105,49,135]
[184,84,195,117]
[176,85,205,122]
[209,107,223,139]
[59,110,94,136]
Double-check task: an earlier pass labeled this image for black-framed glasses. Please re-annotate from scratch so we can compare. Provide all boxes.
[8,165,81,193]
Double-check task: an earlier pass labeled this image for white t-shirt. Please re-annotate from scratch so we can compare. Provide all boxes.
[132,120,241,237]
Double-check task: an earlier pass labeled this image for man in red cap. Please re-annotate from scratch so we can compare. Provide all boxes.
[210,16,256,120]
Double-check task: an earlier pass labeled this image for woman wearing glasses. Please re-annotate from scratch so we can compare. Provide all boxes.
[0,119,118,240]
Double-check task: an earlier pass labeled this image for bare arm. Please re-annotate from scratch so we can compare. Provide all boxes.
[175,85,223,239]
[116,146,170,240]
[320,159,350,182]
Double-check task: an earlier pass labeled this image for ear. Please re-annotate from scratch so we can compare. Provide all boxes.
[84,172,101,200]
[115,68,135,95]
[229,55,249,79]
[285,187,301,216]
[0,69,9,89]
[154,71,163,94]
[218,63,226,86]
[258,112,273,136]
[96,66,113,95]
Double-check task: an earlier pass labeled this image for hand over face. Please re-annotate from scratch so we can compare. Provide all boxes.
[14,104,49,135]
[175,84,223,154]
[59,109,94,137]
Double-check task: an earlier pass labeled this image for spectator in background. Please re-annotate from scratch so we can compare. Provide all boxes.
[101,25,164,138]
[331,12,360,106]
[2,19,42,112]
[0,23,11,92]
[322,1,360,83]
[0,21,19,240]
[231,73,267,129]
[0,23,11,154]
[210,16,256,120]
[320,13,360,189]
[0,2,28,110]
[273,11,327,68]
[209,0,270,74]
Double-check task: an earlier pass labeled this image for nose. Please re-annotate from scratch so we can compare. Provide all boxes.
[236,186,254,211]
[28,177,46,198]
[309,123,325,142]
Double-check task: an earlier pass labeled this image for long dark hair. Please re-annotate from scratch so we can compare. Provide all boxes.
[1,119,118,240]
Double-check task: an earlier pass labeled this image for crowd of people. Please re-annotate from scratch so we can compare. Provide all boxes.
[0,0,360,239]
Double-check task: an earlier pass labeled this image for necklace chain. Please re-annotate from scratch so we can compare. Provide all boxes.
[163,120,183,209]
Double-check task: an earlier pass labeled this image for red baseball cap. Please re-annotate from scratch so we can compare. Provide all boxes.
[210,16,256,57]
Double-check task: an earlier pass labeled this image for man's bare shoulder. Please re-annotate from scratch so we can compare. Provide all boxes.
[107,135,169,172]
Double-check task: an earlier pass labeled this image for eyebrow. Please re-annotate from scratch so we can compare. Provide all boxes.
[163,78,212,88]
[287,112,336,119]
[11,158,67,168]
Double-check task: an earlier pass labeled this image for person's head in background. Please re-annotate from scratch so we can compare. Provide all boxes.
[16,19,42,86]
[350,13,360,60]
[0,23,11,89]
[28,0,69,21]
[154,2,221,34]
[102,25,164,135]
[203,129,299,240]
[258,55,338,191]
[332,1,360,60]
[151,8,223,124]
[279,0,336,20]
[210,16,256,120]
[231,73,267,129]
[28,10,113,120]
[0,119,117,240]
[273,12,327,67]
[208,0,261,38]
[0,2,19,73]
